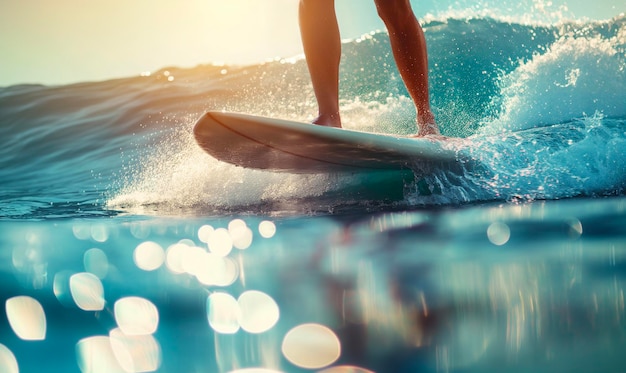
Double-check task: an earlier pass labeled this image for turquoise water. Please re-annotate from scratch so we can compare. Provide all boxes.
[1,7,626,373]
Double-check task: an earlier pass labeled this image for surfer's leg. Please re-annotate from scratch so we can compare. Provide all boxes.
[299,0,342,127]
[375,0,440,135]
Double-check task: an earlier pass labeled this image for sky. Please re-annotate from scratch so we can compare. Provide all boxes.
[0,0,622,87]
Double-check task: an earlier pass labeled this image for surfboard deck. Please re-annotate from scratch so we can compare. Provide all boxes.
[193,111,459,173]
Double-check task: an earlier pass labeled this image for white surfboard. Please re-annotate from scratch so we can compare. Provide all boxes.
[193,111,459,173]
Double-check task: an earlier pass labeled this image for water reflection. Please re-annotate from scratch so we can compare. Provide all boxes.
[1,199,626,372]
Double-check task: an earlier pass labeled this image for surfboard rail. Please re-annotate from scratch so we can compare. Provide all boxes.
[194,111,458,173]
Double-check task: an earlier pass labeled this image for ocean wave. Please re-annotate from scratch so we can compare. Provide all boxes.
[1,15,624,218]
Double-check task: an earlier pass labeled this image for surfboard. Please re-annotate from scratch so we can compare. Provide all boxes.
[193,111,459,173]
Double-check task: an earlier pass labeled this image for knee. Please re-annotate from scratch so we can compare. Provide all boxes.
[375,0,413,25]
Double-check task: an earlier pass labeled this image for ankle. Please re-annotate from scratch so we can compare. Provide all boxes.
[417,111,439,135]
[313,112,341,128]
[417,110,435,126]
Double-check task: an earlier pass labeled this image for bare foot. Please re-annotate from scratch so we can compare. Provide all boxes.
[312,113,341,128]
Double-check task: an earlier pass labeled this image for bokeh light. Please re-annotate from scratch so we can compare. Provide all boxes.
[72,224,92,240]
[195,254,239,287]
[566,217,583,238]
[84,248,109,279]
[198,224,215,243]
[281,323,341,369]
[6,296,46,340]
[70,272,105,311]
[237,290,280,334]
[208,228,233,257]
[207,292,240,334]
[130,222,151,240]
[0,344,18,373]
[114,297,159,336]
[258,221,277,238]
[317,366,375,373]
[165,242,188,274]
[134,241,165,271]
[109,328,161,373]
[229,219,253,250]
[487,222,511,246]
[76,336,126,373]
[90,224,109,243]
[53,270,76,307]
[181,245,207,276]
